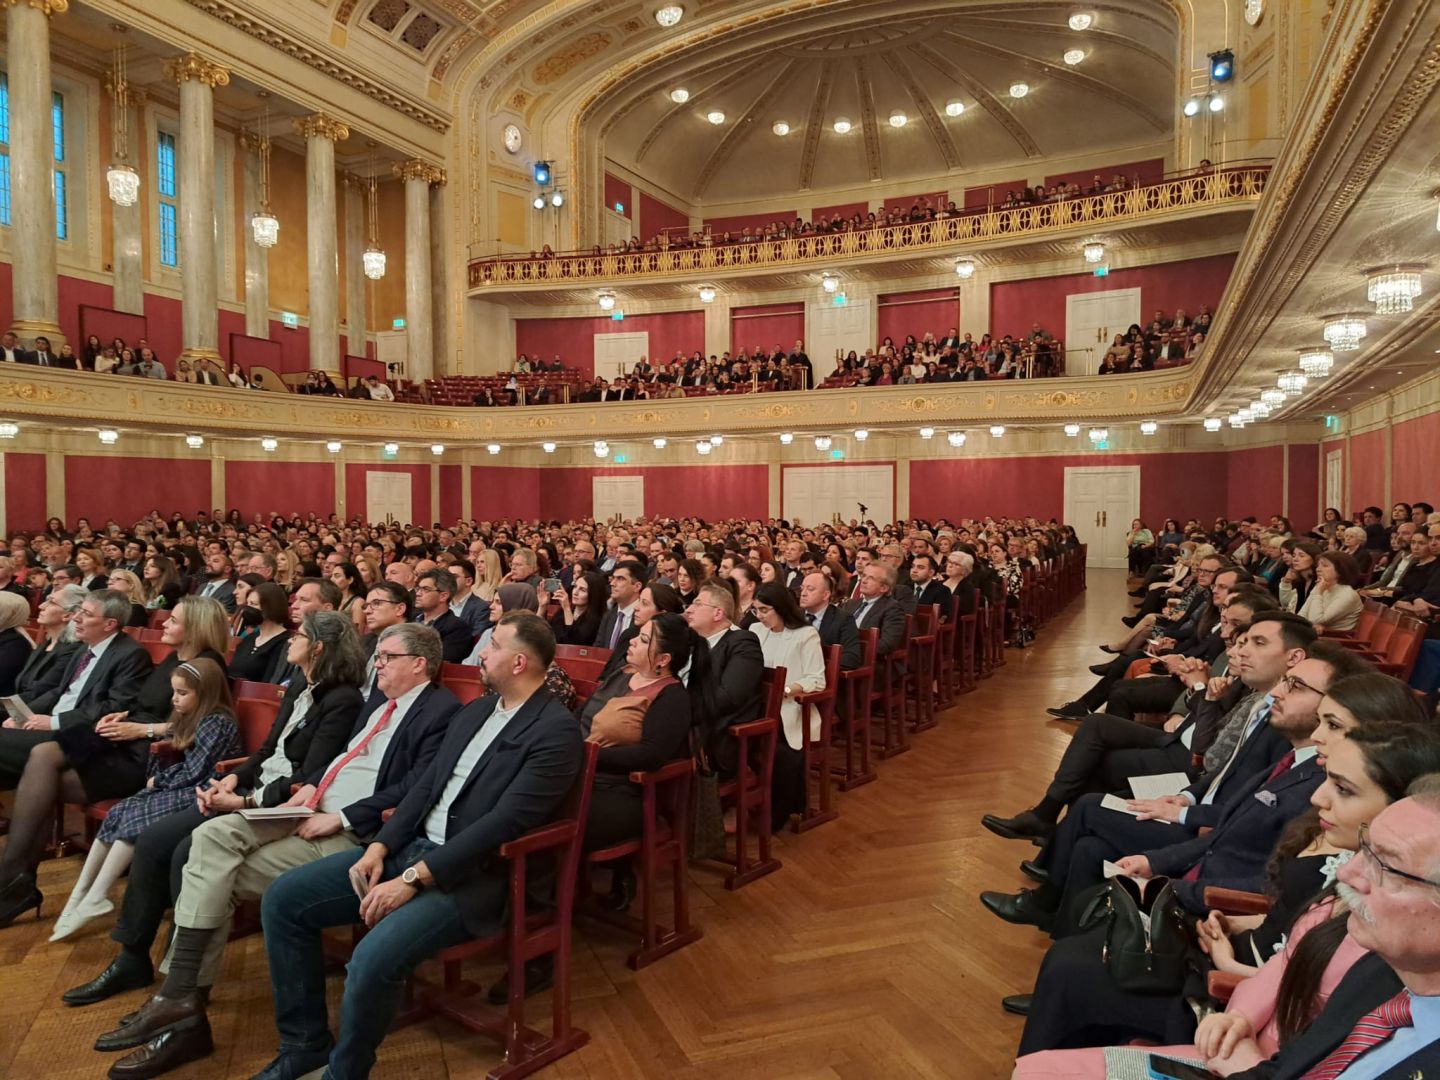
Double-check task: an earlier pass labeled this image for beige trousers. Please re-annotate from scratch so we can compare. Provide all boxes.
[163,812,361,984]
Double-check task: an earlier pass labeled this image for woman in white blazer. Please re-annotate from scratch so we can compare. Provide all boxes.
[750,581,827,831]
[1298,550,1365,634]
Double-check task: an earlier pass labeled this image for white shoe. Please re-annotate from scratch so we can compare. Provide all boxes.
[47,897,114,943]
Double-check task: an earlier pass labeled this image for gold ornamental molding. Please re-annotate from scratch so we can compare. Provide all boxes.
[469,168,1269,291]
[1,0,70,15]
[393,159,447,185]
[164,52,231,88]
[0,367,1195,445]
[294,112,351,142]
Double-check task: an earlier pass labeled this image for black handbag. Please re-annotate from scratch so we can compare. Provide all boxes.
[1078,875,1192,993]
[687,733,726,862]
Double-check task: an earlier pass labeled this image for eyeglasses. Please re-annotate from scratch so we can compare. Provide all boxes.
[1281,674,1324,696]
[413,585,439,595]
[362,599,401,609]
[1357,823,1440,891]
[751,604,774,616]
[686,600,722,612]
[373,651,420,666]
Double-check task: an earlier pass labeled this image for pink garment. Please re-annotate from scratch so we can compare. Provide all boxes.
[1012,901,1369,1079]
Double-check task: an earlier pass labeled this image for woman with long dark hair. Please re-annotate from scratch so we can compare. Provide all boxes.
[548,569,609,647]
[750,582,826,830]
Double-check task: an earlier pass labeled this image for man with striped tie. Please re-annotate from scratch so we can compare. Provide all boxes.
[1201,786,1440,1078]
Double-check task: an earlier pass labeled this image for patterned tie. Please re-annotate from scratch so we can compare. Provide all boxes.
[854,600,872,627]
[1302,991,1412,1080]
[305,699,398,810]
[66,649,96,689]
[1265,749,1297,786]
[608,610,626,650]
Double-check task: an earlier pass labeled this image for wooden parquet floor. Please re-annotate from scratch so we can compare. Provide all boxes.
[0,570,1128,1080]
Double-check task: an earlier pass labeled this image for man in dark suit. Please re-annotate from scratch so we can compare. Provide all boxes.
[98,624,465,1075]
[192,549,237,612]
[413,568,473,664]
[903,555,952,617]
[594,559,645,664]
[360,582,413,694]
[446,560,488,637]
[0,589,153,786]
[841,563,906,660]
[20,335,71,367]
[246,613,581,1080]
[684,580,764,770]
[798,572,862,671]
[0,331,25,364]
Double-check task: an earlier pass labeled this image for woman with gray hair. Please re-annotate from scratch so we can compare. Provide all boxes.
[9,583,86,702]
[0,592,33,696]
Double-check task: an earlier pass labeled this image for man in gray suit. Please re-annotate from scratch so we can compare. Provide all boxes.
[841,563,906,659]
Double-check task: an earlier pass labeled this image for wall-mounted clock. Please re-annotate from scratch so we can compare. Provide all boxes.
[1244,0,1265,26]
[503,123,523,154]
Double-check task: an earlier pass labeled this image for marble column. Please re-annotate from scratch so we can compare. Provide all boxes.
[343,175,367,359]
[165,52,229,365]
[296,113,348,371]
[107,83,145,315]
[428,179,450,375]
[394,159,444,382]
[5,0,68,346]
[239,131,270,338]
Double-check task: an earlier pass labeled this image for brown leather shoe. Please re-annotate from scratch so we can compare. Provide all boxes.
[106,1016,214,1079]
[94,992,206,1053]
[116,986,210,1029]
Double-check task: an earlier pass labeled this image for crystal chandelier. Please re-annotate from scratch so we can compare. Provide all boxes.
[821,272,840,293]
[1227,413,1246,429]
[696,439,713,455]
[1297,347,1334,379]
[363,170,386,280]
[250,112,279,248]
[106,47,140,206]
[1204,417,1222,431]
[1278,370,1308,396]
[1063,423,1080,436]
[1083,241,1105,263]
[655,4,684,28]
[1322,313,1366,352]
[954,257,975,279]
[989,425,1005,438]
[1139,420,1158,435]
[597,291,617,311]
[947,431,966,447]
[1364,265,1424,315]
[1249,401,1272,419]
[698,285,716,303]
[1261,388,1286,408]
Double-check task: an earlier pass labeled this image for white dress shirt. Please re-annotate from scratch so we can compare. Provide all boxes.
[257,686,316,790]
[49,631,119,726]
[324,682,425,823]
[423,697,523,844]
[751,624,826,749]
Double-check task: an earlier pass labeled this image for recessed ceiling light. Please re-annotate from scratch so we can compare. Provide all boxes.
[772,120,790,136]
[1064,48,1086,65]
[706,110,725,125]
[1009,82,1030,98]
[669,87,690,104]
[655,4,684,28]
[1068,12,1094,31]
[833,117,852,134]
[945,100,965,117]
[888,111,908,128]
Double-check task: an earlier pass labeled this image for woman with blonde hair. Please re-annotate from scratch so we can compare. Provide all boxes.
[474,547,502,602]
[275,548,301,590]
[74,546,107,590]
[355,555,382,590]
[104,569,151,628]
[0,592,35,696]
[48,658,238,941]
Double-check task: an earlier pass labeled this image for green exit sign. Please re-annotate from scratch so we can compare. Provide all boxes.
[392,317,406,329]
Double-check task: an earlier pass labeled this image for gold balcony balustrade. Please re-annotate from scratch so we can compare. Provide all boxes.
[469,167,1270,290]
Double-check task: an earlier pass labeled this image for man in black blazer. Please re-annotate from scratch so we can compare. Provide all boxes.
[0,589,153,785]
[594,559,645,673]
[247,613,582,1080]
[799,572,862,671]
[685,579,764,771]
[192,549,237,613]
[413,568,473,663]
[841,563,906,659]
[97,624,464,1073]
[0,331,25,364]
[19,335,72,368]
[902,555,952,617]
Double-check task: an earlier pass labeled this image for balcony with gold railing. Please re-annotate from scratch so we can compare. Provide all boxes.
[469,167,1270,291]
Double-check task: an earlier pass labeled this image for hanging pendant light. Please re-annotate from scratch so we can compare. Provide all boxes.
[363,168,386,279]
[106,46,140,206]
[1297,347,1334,379]
[1322,313,1366,352]
[249,109,279,247]
[1364,265,1424,315]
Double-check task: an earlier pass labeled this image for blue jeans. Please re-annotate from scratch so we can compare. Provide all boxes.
[261,839,473,1079]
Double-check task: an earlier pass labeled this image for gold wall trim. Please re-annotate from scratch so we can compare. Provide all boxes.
[468,169,1268,290]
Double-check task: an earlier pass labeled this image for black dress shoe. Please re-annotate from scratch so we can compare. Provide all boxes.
[1098,644,1120,654]
[248,1045,333,1080]
[1088,662,1113,676]
[979,889,1055,930]
[107,1016,214,1080]
[1046,702,1087,721]
[0,872,42,928]
[95,992,206,1052]
[64,954,155,1006]
[597,867,636,913]
[980,810,1053,843]
[486,955,555,1006]
[1121,614,1141,628]
[116,986,209,1029]
[1002,994,1032,1016]
[1019,860,1051,885]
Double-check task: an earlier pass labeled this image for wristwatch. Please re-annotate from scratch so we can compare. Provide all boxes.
[1191,681,1207,694]
[401,865,426,891]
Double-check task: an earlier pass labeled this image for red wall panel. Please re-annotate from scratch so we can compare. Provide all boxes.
[1224,446,1285,520]
[604,173,633,217]
[1391,412,1440,505]
[56,277,115,359]
[1286,443,1320,530]
[515,310,705,378]
[344,464,432,527]
[704,211,796,237]
[439,464,464,525]
[4,452,48,532]
[226,461,334,522]
[877,288,959,348]
[141,293,184,371]
[988,253,1237,342]
[730,303,805,355]
[1045,157,1166,190]
[882,191,947,214]
[265,319,313,375]
[1347,430,1385,512]
[965,179,1029,209]
[811,201,870,224]
[471,466,540,523]
[66,455,211,527]
[638,191,689,240]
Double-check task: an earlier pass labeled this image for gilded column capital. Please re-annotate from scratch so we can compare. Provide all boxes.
[294,112,350,141]
[164,52,230,88]
[393,158,446,185]
[1,0,70,15]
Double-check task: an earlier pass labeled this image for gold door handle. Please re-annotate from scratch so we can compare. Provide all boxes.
[1095,511,1101,527]
[1102,511,1107,527]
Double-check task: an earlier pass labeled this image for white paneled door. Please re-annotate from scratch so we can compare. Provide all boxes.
[807,297,871,370]
[1064,465,1140,568]
[366,470,413,526]
[1065,287,1141,376]
[782,464,893,527]
[593,331,650,382]
[593,475,645,523]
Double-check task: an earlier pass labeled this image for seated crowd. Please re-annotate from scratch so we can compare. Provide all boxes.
[0,507,1075,1078]
[975,502,1440,1077]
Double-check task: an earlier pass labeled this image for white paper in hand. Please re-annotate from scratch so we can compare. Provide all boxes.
[1129,772,1190,800]
[0,695,35,723]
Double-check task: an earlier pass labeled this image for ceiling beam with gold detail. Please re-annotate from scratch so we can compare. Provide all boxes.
[910,42,1041,159]
[695,59,803,197]
[854,56,883,183]
[798,64,835,192]
[880,49,961,171]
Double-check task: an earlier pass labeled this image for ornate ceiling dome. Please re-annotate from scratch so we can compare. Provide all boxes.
[600,5,1176,205]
